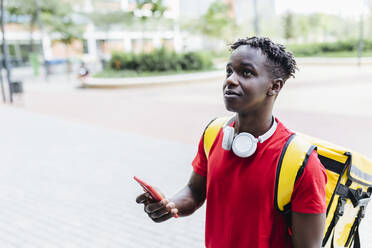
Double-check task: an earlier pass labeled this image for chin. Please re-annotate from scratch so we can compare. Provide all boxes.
[224,102,240,113]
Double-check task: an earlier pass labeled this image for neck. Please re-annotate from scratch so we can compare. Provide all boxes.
[235,106,274,138]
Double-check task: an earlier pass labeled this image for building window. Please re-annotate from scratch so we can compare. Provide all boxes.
[82,39,89,54]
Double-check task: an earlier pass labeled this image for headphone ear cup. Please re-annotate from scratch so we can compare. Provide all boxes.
[232,133,257,158]
[222,126,234,150]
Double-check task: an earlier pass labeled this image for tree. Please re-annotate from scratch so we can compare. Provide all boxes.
[7,0,46,52]
[42,10,83,46]
[6,0,83,53]
[283,11,295,41]
[7,0,83,74]
[134,0,167,19]
[86,11,134,32]
[42,3,83,72]
[131,0,168,51]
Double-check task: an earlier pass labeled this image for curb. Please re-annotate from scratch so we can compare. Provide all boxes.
[85,70,224,89]
[296,57,372,66]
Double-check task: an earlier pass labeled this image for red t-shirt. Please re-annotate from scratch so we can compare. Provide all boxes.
[192,118,327,248]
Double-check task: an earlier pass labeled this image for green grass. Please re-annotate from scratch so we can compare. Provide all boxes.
[93,68,217,78]
[294,51,372,58]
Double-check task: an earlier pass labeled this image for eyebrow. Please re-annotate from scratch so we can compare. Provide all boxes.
[226,62,256,70]
[240,62,256,70]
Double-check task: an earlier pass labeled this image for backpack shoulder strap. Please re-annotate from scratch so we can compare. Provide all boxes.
[275,134,317,213]
[203,117,230,159]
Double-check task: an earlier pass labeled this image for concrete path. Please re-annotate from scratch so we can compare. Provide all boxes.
[1,105,371,247]
[0,106,205,247]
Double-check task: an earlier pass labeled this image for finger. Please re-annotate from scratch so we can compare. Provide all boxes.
[151,212,174,223]
[170,208,179,217]
[165,201,176,210]
[145,199,169,213]
[150,206,179,221]
[149,207,171,219]
[136,193,150,204]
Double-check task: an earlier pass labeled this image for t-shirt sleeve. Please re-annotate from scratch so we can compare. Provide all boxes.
[291,150,327,214]
[191,134,208,177]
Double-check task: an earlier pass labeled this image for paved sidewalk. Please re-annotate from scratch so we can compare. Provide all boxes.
[0,106,205,247]
[1,106,371,247]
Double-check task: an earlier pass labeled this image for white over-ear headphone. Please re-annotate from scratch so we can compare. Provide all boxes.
[222,115,277,158]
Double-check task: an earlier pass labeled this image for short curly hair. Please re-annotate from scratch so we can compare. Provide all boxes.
[230,37,298,82]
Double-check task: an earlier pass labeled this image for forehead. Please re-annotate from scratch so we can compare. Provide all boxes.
[228,45,267,69]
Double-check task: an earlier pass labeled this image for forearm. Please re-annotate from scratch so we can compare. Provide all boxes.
[170,185,205,217]
[292,238,321,248]
[291,212,325,248]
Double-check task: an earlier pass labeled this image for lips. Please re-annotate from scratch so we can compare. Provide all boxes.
[224,89,242,96]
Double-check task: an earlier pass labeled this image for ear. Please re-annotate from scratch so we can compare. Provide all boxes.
[267,78,284,97]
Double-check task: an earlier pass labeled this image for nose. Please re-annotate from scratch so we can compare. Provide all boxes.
[225,72,239,87]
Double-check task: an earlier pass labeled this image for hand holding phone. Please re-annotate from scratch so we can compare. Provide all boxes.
[134,176,179,218]
[134,176,164,201]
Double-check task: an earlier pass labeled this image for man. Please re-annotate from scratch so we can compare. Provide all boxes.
[136,37,327,248]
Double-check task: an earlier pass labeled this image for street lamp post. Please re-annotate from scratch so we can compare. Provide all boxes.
[0,62,5,103]
[1,0,13,103]
[35,0,47,78]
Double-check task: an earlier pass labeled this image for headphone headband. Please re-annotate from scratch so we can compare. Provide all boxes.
[258,118,277,143]
[224,115,277,144]
[221,115,277,158]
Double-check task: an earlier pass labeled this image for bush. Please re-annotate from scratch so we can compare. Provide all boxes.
[181,52,213,70]
[287,39,372,57]
[288,43,322,57]
[110,52,136,70]
[109,48,213,72]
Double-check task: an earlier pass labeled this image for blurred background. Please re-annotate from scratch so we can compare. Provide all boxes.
[1,0,372,247]
[1,0,372,77]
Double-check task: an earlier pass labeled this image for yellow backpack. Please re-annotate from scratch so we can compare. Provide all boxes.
[203,117,372,248]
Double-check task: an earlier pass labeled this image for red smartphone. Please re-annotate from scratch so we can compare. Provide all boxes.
[134,176,178,218]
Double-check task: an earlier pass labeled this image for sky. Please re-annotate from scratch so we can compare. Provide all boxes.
[276,0,368,16]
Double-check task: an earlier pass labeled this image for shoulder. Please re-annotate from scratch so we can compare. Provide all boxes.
[265,118,294,151]
[294,149,327,194]
[302,150,327,181]
[275,118,294,137]
[291,150,327,213]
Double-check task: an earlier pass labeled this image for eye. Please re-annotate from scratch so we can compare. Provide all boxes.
[226,68,233,77]
[242,70,252,78]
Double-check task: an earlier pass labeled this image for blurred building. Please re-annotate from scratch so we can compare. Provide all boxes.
[4,0,277,65]
[4,0,181,65]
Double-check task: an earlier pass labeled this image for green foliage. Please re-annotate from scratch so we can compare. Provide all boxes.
[180,52,213,71]
[280,12,361,42]
[287,40,372,57]
[43,14,83,45]
[135,0,167,19]
[110,48,213,72]
[85,11,134,31]
[283,11,295,41]
[6,0,83,45]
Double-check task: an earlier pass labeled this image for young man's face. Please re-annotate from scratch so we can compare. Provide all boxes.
[223,45,273,114]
